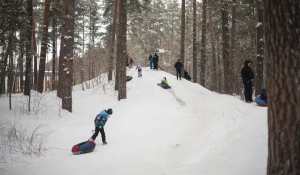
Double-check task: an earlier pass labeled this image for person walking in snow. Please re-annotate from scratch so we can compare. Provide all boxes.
[148,54,153,69]
[136,64,142,77]
[174,59,183,80]
[241,60,254,103]
[90,108,113,144]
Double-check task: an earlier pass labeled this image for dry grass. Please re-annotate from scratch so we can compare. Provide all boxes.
[0,121,53,158]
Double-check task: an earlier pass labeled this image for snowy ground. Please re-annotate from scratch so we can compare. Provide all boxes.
[0,67,268,175]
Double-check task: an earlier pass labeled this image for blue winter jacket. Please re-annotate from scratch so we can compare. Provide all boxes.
[94,110,110,128]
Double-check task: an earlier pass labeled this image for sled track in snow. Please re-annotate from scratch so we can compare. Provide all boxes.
[168,89,186,106]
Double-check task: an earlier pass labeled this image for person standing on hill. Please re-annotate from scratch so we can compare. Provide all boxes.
[153,53,159,70]
[148,54,153,69]
[241,60,254,103]
[174,59,183,80]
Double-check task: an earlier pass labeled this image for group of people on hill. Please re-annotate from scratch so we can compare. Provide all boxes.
[148,53,159,70]
[88,59,266,146]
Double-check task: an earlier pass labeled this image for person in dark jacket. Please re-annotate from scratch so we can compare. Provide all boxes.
[90,108,113,144]
[174,59,183,80]
[241,60,254,103]
[153,53,159,70]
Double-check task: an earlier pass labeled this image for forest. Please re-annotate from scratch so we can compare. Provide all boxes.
[0,0,299,174]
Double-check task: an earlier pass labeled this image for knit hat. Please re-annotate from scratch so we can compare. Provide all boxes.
[106,108,113,115]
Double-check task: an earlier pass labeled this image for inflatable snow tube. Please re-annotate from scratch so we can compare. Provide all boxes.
[72,140,96,155]
[126,76,132,82]
[157,83,171,89]
[255,96,267,107]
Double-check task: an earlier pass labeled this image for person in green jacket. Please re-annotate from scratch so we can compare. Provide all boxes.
[158,77,169,87]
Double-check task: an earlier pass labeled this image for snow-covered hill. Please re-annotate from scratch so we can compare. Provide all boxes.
[0,67,267,175]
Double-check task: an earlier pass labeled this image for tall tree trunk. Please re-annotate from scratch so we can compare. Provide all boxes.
[230,0,237,94]
[32,9,37,91]
[109,0,119,82]
[209,2,217,92]
[60,0,75,112]
[265,0,300,174]
[221,0,232,95]
[37,0,51,93]
[180,0,185,78]
[117,0,127,100]
[24,0,33,98]
[19,43,24,92]
[192,0,197,83]
[255,0,264,96]
[0,30,13,94]
[115,0,120,91]
[52,15,56,91]
[217,36,222,93]
[200,0,207,86]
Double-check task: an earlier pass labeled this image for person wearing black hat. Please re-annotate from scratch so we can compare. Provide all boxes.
[174,59,183,80]
[241,60,254,103]
[90,108,113,144]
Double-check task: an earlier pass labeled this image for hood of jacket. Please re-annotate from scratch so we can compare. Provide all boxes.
[244,60,252,67]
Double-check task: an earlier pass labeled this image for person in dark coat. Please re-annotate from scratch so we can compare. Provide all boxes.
[174,59,183,80]
[90,108,113,145]
[153,53,159,70]
[241,60,254,103]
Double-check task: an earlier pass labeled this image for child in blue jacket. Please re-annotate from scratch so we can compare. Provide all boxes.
[90,108,113,144]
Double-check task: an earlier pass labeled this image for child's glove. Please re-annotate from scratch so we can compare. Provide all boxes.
[99,126,102,129]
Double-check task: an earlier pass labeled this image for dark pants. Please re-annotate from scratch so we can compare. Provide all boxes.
[153,63,158,70]
[91,127,106,142]
[176,71,181,80]
[244,82,253,102]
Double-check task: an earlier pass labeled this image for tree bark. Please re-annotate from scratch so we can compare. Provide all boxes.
[117,0,127,100]
[230,0,238,94]
[221,0,232,95]
[208,2,216,92]
[192,0,197,83]
[200,0,207,86]
[109,0,119,82]
[32,8,37,91]
[60,0,75,112]
[255,0,264,96]
[37,0,51,93]
[265,0,300,174]
[24,0,33,97]
[180,0,185,78]
[52,15,56,91]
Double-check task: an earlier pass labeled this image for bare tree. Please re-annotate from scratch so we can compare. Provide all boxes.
[208,1,217,92]
[24,0,33,100]
[37,0,51,93]
[192,0,197,83]
[58,0,75,112]
[180,0,185,78]
[200,0,207,86]
[109,0,119,82]
[221,0,232,95]
[255,0,264,96]
[265,0,300,174]
[117,0,127,100]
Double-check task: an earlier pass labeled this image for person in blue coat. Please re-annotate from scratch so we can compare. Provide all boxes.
[90,108,113,144]
[149,54,153,69]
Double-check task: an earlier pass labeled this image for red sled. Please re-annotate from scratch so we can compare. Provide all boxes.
[72,140,96,155]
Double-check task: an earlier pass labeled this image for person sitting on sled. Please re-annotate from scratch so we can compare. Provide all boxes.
[158,77,169,87]
[136,64,142,77]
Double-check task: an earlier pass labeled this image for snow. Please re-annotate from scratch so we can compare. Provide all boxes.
[0,67,268,175]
